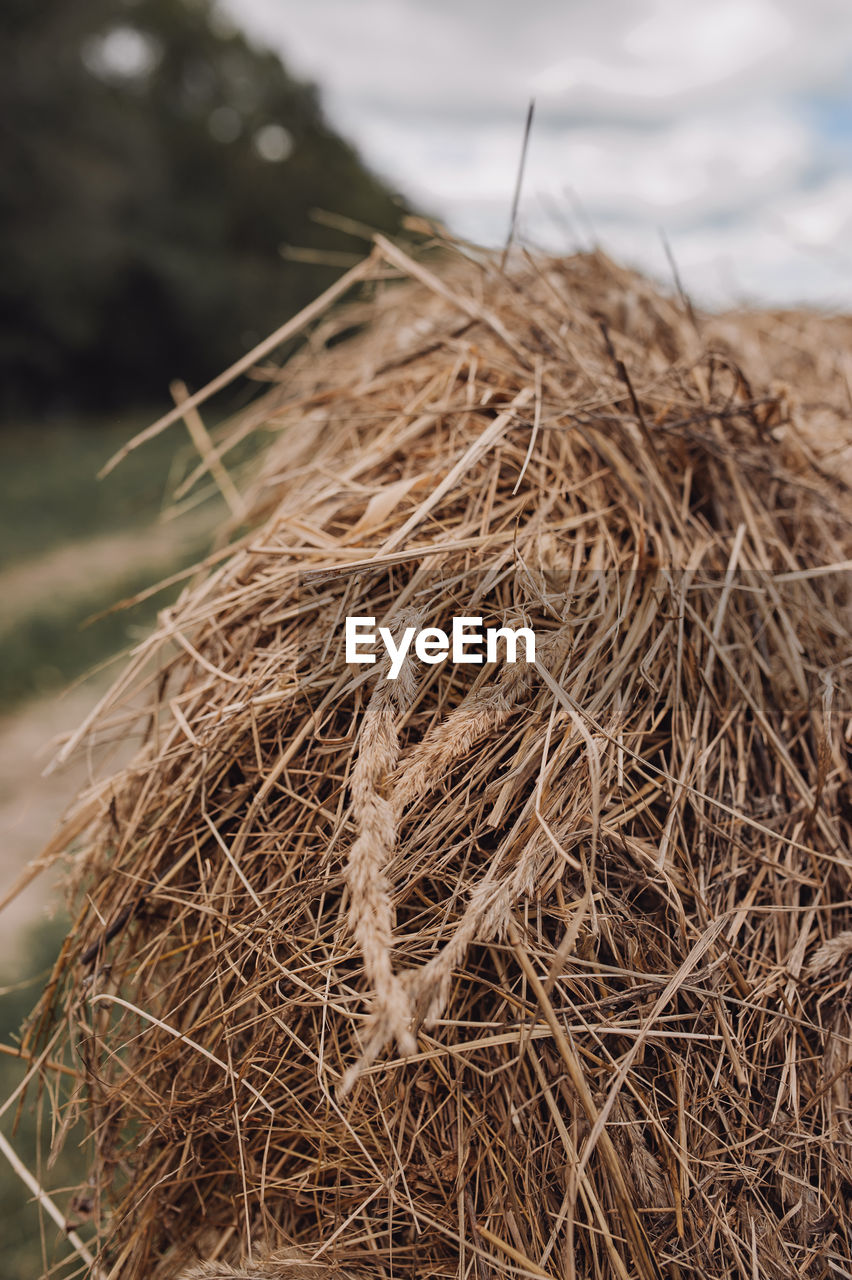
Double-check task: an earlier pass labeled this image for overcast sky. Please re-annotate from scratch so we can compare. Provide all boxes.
[220,0,852,308]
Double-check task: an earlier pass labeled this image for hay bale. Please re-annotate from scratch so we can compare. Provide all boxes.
[19,241,852,1280]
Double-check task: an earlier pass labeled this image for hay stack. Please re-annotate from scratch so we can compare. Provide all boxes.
[15,239,852,1280]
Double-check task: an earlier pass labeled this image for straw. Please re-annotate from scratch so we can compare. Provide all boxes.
[7,238,851,1280]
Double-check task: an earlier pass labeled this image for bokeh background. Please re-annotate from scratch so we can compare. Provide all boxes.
[1,1,850,1274]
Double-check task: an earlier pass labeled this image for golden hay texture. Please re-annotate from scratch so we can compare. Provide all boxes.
[11,239,852,1280]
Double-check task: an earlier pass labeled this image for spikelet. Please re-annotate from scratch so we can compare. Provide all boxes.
[177,1250,368,1280]
[342,611,421,1086]
[806,930,852,979]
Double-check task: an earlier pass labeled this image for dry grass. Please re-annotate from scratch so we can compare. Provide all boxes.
[7,235,852,1280]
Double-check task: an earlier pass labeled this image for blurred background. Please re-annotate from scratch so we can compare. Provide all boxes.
[1,0,850,1273]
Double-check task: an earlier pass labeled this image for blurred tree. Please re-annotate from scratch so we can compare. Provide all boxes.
[0,0,408,416]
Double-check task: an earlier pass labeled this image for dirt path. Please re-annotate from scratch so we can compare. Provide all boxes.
[0,510,220,973]
[0,679,109,969]
[0,508,215,623]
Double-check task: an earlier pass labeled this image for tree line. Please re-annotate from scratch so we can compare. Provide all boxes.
[1,0,409,417]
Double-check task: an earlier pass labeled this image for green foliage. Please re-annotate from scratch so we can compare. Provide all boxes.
[1,0,408,416]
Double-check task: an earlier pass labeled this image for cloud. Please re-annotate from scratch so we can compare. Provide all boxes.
[536,0,791,110]
[219,0,852,305]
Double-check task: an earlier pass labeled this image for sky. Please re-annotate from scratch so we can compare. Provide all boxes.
[219,0,852,308]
